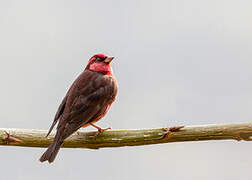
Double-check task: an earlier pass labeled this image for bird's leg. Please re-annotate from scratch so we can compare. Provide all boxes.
[90,123,111,133]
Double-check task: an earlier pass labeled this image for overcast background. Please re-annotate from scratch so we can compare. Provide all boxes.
[0,0,252,179]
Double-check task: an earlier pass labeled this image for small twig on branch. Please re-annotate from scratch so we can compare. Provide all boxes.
[0,122,251,149]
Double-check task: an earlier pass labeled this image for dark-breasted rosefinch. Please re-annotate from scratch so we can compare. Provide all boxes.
[40,54,118,163]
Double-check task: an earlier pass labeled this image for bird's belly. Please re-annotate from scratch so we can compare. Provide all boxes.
[81,104,111,128]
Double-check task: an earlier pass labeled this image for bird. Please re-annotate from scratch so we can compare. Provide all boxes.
[39,54,118,163]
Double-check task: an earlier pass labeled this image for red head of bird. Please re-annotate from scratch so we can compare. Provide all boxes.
[86,54,114,75]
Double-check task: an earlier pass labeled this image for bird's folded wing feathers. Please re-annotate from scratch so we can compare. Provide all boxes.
[56,84,113,138]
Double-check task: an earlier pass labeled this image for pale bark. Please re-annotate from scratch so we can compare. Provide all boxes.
[0,122,251,149]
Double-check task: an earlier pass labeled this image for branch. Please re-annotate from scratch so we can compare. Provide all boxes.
[0,122,252,149]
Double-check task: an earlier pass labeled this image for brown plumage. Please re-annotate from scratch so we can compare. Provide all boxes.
[40,54,118,163]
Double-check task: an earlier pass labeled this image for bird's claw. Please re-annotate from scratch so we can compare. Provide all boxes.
[93,127,111,138]
[98,127,111,133]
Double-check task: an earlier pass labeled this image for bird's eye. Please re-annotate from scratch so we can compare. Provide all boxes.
[96,57,106,62]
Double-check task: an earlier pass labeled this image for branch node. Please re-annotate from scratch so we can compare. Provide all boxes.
[2,131,22,144]
[162,126,184,139]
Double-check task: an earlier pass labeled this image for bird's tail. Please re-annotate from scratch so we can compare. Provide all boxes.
[39,133,64,163]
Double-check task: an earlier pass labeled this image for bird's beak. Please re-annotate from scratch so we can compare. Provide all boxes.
[104,56,114,64]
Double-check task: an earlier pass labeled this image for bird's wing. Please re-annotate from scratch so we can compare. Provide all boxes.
[45,70,93,137]
[46,95,68,137]
[57,74,117,139]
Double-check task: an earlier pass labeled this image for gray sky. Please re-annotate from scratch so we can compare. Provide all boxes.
[0,0,252,179]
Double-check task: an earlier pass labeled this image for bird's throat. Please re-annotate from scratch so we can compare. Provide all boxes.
[89,63,113,75]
